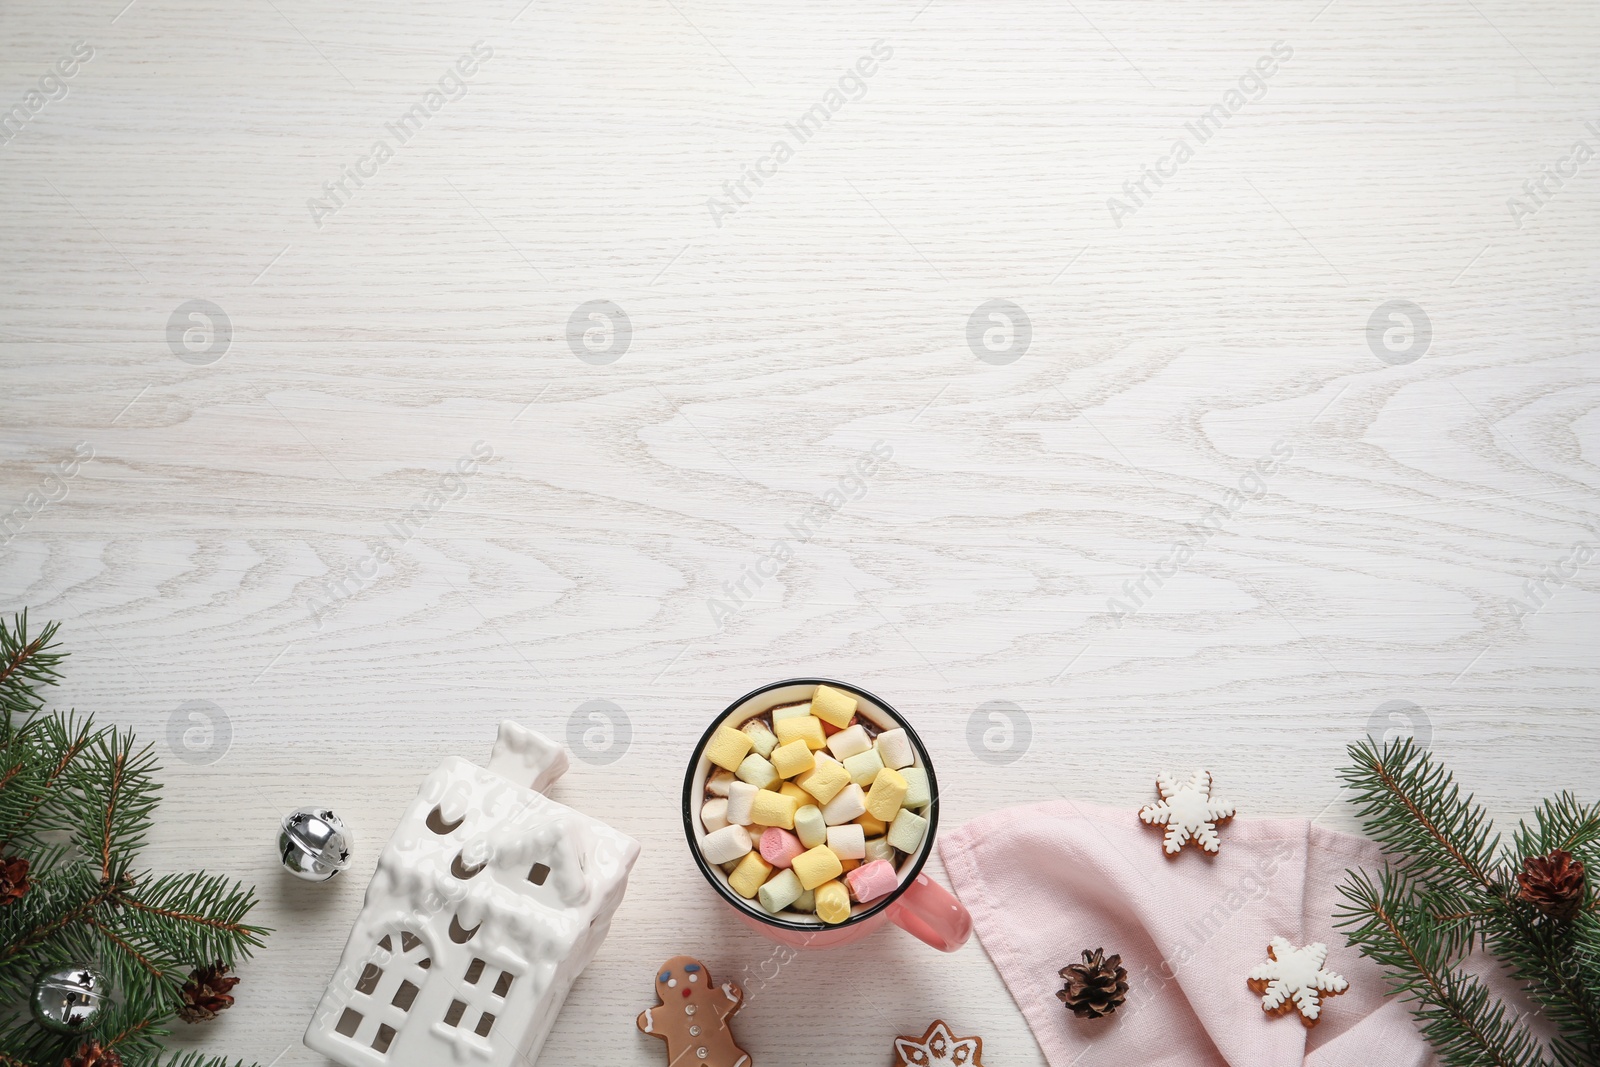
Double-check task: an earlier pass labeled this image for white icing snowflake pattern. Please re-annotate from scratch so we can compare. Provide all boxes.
[1137,770,1236,854]
[893,1021,984,1067]
[1247,938,1348,1023]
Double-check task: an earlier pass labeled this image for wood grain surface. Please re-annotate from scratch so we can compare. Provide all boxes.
[2,0,1598,1063]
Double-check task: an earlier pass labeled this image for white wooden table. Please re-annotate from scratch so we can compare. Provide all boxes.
[3,0,1598,1063]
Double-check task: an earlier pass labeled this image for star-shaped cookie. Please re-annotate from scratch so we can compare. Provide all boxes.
[1138,770,1236,854]
[893,1020,984,1067]
[1247,937,1348,1025]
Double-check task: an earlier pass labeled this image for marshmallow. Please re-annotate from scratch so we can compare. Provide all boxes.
[705,725,754,772]
[770,701,811,721]
[791,845,844,890]
[750,789,799,829]
[796,753,851,805]
[809,684,857,728]
[845,858,899,903]
[779,781,810,805]
[700,824,753,865]
[706,769,736,797]
[887,808,928,854]
[825,724,872,761]
[794,805,827,848]
[726,781,757,825]
[729,852,773,898]
[865,767,908,821]
[826,823,866,860]
[856,811,887,837]
[794,887,815,912]
[864,836,895,864]
[742,719,779,758]
[701,798,729,832]
[774,714,826,751]
[758,868,804,914]
[900,766,931,808]
[839,857,860,873]
[842,748,884,787]
[771,738,816,779]
[759,827,805,869]
[814,879,851,924]
[822,782,867,825]
[874,727,914,770]
[736,752,780,790]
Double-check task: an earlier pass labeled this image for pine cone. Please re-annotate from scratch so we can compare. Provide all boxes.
[1518,849,1587,922]
[0,854,30,904]
[62,1042,122,1067]
[177,963,241,1023]
[1057,947,1129,1019]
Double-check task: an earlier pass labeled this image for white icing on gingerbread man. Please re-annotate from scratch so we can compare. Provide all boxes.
[1138,770,1236,854]
[1247,938,1348,1024]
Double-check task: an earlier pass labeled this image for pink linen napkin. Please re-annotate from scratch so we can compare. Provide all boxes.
[939,800,1529,1067]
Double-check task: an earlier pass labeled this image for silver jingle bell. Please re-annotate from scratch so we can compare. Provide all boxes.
[31,967,109,1033]
[279,807,353,882]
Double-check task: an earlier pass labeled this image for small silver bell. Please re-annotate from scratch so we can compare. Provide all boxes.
[31,967,109,1033]
[279,807,353,882]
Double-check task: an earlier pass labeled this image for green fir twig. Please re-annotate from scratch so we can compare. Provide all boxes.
[1337,737,1600,1067]
[0,613,269,1067]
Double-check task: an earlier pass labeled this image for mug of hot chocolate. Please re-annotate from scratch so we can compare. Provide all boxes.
[682,679,972,951]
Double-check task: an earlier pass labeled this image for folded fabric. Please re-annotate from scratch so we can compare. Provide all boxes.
[939,800,1549,1067]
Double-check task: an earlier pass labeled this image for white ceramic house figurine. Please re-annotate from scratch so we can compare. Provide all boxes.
[304,721,641,1067]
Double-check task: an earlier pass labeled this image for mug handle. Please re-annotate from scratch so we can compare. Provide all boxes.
[887,873,972,952]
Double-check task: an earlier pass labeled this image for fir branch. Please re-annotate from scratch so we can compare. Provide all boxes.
[0,714,100,851]
[65,732,160,885]
[0,871,113,966]
[90,1006,163,1063]
[1513,794,1600,867]
[0,612,267,1067]
[1337,868,1550,1067]
[115,872,267,968]
[146,1054,256,1067]
[1479,896,1600,1067]
[0,612,65,729]
[1341,737,1501,893]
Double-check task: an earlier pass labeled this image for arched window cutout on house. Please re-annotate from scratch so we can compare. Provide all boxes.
[426,806,464,834]
[335,927,432,1055]
[449,915,480,943]
[452,852,486,879]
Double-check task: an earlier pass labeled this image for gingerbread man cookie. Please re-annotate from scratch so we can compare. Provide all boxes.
[636,955,751,1067]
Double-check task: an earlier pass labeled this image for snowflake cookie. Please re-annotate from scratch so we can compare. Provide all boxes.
[1137,770,1236,854]
[893,1020,984,1067]
[1247,938,1348,1025]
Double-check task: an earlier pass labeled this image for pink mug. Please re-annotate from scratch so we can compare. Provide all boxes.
[682,678,972,952]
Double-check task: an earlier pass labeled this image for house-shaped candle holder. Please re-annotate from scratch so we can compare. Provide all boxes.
[304,721,640,1067]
